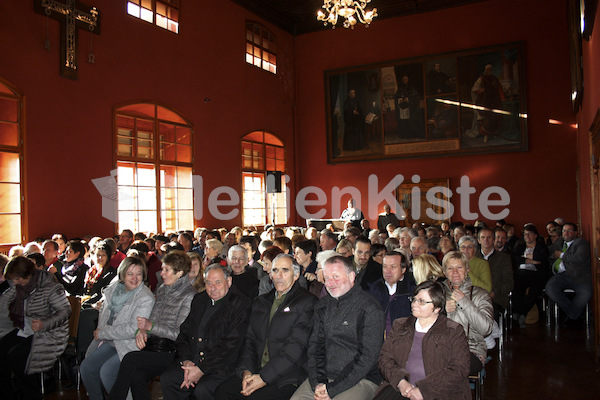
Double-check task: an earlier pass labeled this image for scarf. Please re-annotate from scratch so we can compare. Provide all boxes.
[62,257,85,277]
[8,269,41,329]
[107,282,142,324]
[85,263,104,289]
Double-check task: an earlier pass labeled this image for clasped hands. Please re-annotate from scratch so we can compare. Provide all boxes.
[398,379,423,400]
[241,371,266,396]
[314,383,331,400]
[180,360,203,389]
[135,317,153,349]
[445,287,466,313]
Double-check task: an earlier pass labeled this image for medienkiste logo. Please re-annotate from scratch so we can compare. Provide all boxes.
[93,172,510,223]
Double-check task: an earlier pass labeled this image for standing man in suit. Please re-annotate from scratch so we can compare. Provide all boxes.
[545,223,592,326]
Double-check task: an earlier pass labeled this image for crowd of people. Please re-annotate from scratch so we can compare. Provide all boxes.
[0,210,592,400]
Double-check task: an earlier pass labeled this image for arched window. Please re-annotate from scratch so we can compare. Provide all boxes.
[0,78,24,251]
[115,103,193,233]
[241,131,286,227]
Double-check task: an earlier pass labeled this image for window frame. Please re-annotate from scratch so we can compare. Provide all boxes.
[113,102,194,234]
[241,131,286,228]
[0,77,26,253]
[245,21,277,74]
[127,0,180,34]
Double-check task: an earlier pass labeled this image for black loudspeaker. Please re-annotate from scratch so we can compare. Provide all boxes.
[266,171,282,193]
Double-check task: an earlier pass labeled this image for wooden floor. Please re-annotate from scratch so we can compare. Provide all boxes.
[43,319,600,400]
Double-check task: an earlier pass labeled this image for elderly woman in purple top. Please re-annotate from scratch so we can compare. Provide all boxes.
[375,281,471,400]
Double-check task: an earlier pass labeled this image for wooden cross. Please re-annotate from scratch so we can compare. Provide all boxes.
[34,0,101,80]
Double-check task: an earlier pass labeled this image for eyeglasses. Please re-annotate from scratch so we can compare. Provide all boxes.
[409,297,433,306]
[459,245,475,250]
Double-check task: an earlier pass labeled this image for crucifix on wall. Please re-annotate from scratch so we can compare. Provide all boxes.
[34,0,101,80]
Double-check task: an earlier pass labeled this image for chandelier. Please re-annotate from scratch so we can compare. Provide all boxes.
[317,0,378,29]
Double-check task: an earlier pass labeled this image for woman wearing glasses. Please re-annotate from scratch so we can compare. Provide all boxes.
[375,280,471,400]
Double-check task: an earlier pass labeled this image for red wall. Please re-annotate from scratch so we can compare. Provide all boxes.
[0,0,586,240]
[578,3,600,241]
[0,1,296,239]
[294,0,579,232]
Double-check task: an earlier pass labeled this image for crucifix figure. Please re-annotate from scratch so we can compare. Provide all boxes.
[34,0,101,80]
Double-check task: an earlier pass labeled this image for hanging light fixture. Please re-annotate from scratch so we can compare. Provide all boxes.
[317,0,378,29]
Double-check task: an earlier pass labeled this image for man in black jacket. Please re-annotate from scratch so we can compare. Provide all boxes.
[291,255,384,400]
[160,265,251,400]
[216,254,317,399]
[546,223,592,325]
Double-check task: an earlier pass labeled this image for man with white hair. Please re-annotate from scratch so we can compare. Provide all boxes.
[228,245,259,299]
[410,236,429,259]
[291,256,384,400]
[216,255,317,399]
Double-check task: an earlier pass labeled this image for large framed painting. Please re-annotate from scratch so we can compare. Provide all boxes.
[325,42,527,163]
[396,178,451,227]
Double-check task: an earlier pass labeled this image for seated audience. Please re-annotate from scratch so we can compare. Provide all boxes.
[369,252,415,337]
[437,235,455,263]
[0,255,13,340]
[215,254,317,399]
[546,223,592,326]
[0,256,70,400]
[512,225,549,328]
[294,239,318,277]
[458,236,492,293]
[477,228,514,320]
[310,250,339,298]
[412,254,445,285]
[78,240,118,361]
[55,240,89,296]
[319,229,338,251]
[442,251,493,376]
[336,238,354,258]
[160,265,251,400]
[273,236,292,255]
[188,252,205,292]
[291,255,384,400]
[80,257,154,400]
[353,236,383,290]
[371,243,387,265]
[258,246,284,296]
[228,245,259,299]
[109,252,197,400]
[129,241,162,291]
[375,280,470,400]
[42,239,63,274]
[239,236,260,268]
[410,236,429,260]
[203,238,227,268]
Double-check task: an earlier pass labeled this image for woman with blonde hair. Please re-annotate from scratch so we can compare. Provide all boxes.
[335,239,354,258]
[412,254,445,285]
[187,252,205,292]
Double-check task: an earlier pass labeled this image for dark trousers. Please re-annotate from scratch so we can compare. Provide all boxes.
[108,350,175,400]
[492,302,505,322]
[469,352,484,376]
[545,272,593,320]
[513,270,545,316]
[0,330,41,400]
[160,362,229,400]
[77,308,99,361]
[215,375,298,400]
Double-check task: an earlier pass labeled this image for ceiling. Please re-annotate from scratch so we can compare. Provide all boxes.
[231,0,485,35]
